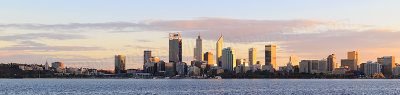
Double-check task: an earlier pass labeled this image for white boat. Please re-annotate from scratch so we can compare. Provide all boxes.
[215,76,222,79]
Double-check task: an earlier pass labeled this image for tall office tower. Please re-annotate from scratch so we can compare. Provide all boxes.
[115,55,126,74]
[51,62,64,68]
[347,51,359,65]
[249,48,257,71]
[265,45,277,69]
[222,47,236,72]
[378,56,395,75]
[289,55,299,66]
[204,52,213,65]
[194,34,203,61]
[249,48,257,66]
[144,50,152,70]
[169,32,182,63]
[216,34,223,67]
[327,54,336,71]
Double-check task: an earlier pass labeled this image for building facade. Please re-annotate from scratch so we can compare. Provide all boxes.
[51,62,64,69]
[379,56,395,75]
[216,34,223,67]
[169,32,182,63]
[222,47,236,72]
[393,66,400,76]
[144,50,152,70]
[327,54,336,72]
[204,52,213,65]
[249,48,257,66]
[361,61,382,76]
[194,34,203,61]
[341,59,358,71]
[299,60,320,74]
[115,55,126,74]
[318,59,327,72]
[347,51,359,66]
[265,45,276,70]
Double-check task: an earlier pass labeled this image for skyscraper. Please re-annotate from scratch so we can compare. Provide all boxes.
[222,47,236,72]
[249,48,257,66]
[216,34,223,67]
[169,32,182,63]
[347,51,359,65]
[115,55,126,74]
[249,48,257,71]
[194,34,203,61]
[265,45,276,69]
[144,50,152,70]
[327,54,336,71]
[204,52,213,65]
[378,56,395,75]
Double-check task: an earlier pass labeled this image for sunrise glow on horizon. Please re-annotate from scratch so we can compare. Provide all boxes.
[1,0,400,70]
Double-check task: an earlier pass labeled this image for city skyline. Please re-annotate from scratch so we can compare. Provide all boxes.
[2,1,400,70]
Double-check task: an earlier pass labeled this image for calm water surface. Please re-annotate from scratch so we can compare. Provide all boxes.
[1,79,400,95]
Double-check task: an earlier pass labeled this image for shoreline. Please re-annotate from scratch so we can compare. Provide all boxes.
[0,78,390,79]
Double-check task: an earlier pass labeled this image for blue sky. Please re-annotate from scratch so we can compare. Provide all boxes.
[1,1,400,69]
[1,0,399,27]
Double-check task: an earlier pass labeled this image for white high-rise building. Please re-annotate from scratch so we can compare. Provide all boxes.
[222,47,236,72]
[216,34,223,67]
[194,34,203,61]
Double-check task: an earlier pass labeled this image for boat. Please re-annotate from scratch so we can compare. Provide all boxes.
[215,76,222,79]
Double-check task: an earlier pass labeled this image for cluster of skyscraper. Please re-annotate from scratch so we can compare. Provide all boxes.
[112,32,280,76]
[113,32,399,77]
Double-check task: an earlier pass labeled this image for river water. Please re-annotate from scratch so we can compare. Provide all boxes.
[1,79,399,95]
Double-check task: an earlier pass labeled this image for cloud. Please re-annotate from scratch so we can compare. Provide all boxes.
[0,33,86,41]
[0,18,374,43]
[0,41,103,52]
[136,40,152,42]
[1,17,400,65]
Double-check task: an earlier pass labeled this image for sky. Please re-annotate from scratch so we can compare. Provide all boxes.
[1,0,400,69]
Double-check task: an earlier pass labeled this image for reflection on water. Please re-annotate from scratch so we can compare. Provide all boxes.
[1,79,400,94]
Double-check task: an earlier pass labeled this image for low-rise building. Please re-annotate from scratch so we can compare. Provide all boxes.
[361,61,382,76]
[393,66,400,76]
[332,66,350,75]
